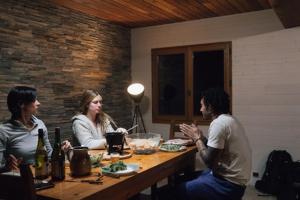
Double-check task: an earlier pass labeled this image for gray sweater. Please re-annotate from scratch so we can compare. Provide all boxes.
[72,114,115,149]
[0,116,52,171]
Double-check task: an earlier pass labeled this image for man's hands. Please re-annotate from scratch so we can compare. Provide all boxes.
[179,123,203,142]
[61,140,72,151]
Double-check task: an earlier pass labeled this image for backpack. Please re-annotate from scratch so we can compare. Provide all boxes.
[292,161,300,183]
[255,150,293,195]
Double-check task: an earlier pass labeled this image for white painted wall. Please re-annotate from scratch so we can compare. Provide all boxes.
[131,9,300,185]
[233,27,300,184]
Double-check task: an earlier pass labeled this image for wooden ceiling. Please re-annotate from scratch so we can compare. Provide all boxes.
[53,0,272,28]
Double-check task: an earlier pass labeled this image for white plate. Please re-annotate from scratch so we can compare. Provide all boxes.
[159,144,187,152]
[102,163,140,175]
[164,139,193,146]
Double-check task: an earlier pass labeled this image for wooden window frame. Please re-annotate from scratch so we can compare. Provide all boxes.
[152,42,232,125]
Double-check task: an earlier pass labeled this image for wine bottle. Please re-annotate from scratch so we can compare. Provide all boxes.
[51,127,65,181]
[35,128,49,179]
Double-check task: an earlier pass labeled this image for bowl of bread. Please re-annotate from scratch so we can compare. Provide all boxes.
[125,132,161,154]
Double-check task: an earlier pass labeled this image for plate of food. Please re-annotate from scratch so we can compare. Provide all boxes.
[164,139,193,146]
[101,161,139,176]
[159,143,187,152]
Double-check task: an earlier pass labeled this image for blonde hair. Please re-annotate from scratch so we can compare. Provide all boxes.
[79,90,116,132]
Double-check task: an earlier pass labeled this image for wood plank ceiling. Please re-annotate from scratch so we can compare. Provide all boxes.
[53,0,272,28]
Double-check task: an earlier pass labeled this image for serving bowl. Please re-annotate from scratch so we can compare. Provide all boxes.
[125,133,161,154]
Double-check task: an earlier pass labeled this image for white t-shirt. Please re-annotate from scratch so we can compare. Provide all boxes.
[207,114,252,186]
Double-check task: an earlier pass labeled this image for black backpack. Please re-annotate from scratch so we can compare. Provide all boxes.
[292,161,300,183]
[255,150,293,195]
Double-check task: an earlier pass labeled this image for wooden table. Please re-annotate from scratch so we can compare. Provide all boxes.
[37,146,197,200]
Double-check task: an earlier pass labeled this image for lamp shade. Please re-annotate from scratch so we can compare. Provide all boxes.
[127,83,144,103]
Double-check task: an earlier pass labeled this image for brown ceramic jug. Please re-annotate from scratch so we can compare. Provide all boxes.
[67,146,91,177]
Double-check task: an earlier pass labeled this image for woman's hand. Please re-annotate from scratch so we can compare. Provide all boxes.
[6,154,22,171]
[61,140,72,151]
[179,123,203,142]
[116,127,128,135]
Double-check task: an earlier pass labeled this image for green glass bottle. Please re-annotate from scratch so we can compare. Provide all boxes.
[35,128,49,180]
[51,127,65,181]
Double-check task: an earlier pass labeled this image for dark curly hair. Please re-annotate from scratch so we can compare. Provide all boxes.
[7,86,37,119]
[201,88,230,115]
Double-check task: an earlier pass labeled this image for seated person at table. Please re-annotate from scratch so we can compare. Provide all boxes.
[72,90,127,149]
[0,86,71,172]
[178,88,252,200]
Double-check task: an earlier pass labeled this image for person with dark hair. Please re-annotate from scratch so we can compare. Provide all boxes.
[0,86,70,172]
[178,88,252,200]
[72,90,127,149]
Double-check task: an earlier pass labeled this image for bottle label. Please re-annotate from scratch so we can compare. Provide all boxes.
[35,154,48,179]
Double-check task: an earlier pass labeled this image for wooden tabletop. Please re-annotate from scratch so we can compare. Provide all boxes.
[37,146,197,200]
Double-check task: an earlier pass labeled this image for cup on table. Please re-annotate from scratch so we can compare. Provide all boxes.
[110,152,120,163]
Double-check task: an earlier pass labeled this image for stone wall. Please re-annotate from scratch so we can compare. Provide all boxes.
[0,0,132,143]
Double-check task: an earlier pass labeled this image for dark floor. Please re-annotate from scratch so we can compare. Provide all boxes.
[129,185,175,200]
[136,194,152,200]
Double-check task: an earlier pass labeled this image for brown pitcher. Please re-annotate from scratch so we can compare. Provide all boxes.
[67,146,91,177]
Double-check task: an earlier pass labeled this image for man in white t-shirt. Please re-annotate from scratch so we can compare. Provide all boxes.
[178,88,252,200]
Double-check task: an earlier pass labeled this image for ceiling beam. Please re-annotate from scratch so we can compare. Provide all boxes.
[269,0,300,28]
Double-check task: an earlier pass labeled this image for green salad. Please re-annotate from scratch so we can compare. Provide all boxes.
[102,161,127,172]
[90,153,103,167]
[160,143,182,151]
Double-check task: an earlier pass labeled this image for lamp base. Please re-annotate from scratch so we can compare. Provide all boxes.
[131,104,146,133]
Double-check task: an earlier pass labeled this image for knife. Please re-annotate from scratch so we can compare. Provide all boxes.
[126,124,138,133]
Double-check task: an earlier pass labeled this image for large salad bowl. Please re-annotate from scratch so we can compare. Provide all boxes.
[125,132,161,154]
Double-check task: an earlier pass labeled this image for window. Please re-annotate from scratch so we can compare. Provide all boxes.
[152,42,231,125]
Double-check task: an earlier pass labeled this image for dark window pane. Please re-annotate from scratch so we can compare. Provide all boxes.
[158,54,185,115]
[193,50,224,116]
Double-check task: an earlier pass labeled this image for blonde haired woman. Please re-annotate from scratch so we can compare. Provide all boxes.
[72,90,127,149]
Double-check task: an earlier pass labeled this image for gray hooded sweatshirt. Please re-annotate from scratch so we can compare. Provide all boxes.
[72,114,115,149]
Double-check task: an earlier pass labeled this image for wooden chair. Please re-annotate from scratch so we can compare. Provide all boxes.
[168,121,198,185]
[169,121,191,140]
[169,122,180,139]
[0,164,36,200]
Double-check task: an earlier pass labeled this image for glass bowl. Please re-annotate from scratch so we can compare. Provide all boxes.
[125,132,161,154]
